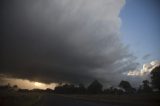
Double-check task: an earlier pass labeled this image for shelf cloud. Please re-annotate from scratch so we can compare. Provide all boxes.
[1,0,139,86]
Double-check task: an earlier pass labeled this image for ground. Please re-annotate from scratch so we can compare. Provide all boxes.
[0,91,160,106]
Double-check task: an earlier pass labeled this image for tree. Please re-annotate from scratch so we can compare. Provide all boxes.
[13,85,18,91]
[138,80,152,93]
[54,84,77,94]
[151,66,160,90]
[77,83,86,94]
[119,80,135,94]
[13,85,17,88]
[104,87,124,95]
[142,80,152,93]
[87,80,103,94]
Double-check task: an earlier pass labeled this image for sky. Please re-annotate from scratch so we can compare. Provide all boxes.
[121,0,160,64]
[0,0,160,89]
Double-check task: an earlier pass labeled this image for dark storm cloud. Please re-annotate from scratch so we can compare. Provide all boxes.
[1,0,137,85]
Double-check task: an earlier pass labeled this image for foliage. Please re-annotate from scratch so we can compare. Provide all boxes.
[138,80,152,93]
[54,83,86,94]
[104,87,124,95]
[151,66,160,90]
[87,80,103,94]
[54,80,103,94]
[119,80,135,94]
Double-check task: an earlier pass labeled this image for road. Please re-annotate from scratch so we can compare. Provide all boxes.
[34,94,119,106]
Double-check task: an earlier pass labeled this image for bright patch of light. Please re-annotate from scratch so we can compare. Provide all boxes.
[0,77,57,90]
[34,82,43,87]
[124,60,160,76]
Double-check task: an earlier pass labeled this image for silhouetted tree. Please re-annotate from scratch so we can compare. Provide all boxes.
[119,80,131,90]
[113,88,125,95]
[18,89,29,93]
[87,80,103,94]
[54,84,77,94]
[151,66,160,91]
[31,89,46,93]
[104,87,124,95]
[119,80,135,94]
[45,88,54,93]
[13,85,18,88]
[137,85,143,93]
[12,85,18,91]
[103,87,113,94]
[54,84,65,94]
[142,80,152,93]
[138,80,152,93]
[0,85,10,91]
[77,83,86,94]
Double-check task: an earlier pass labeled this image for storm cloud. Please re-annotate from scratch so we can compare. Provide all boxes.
[1,0,138,85]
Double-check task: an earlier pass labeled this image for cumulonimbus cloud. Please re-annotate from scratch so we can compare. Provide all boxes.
[125,60,160,77]
[1,0,138,85]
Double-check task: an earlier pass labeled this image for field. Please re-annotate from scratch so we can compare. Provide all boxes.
[57,93,160,106]
[0,91,42,106]
[0,91,160,106]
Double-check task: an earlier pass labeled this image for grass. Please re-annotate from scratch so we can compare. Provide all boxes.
[0,91,42,106]
[1,91,160,106]
[58,93,160,106]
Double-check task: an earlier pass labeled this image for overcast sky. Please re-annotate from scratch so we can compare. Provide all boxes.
[1,0,160,88]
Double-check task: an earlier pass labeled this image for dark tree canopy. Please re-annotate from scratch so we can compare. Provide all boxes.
[119,80,135,93]
[151,66,160,90]
[142,80,152,92]
[54,83,86,94]
[77,83,86,94]
[138,80,152,93]
[54,84,77,94]
[119,80,132,90]
[104,87,124,95]
[87,80,103,94]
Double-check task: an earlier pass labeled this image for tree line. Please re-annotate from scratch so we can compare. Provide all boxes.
[0,65,160,95]
[54,65,160,94]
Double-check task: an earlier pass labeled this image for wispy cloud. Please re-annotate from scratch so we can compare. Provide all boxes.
[142,54,151,60]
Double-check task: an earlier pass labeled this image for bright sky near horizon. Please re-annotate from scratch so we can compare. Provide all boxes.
[0,77,57,90]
